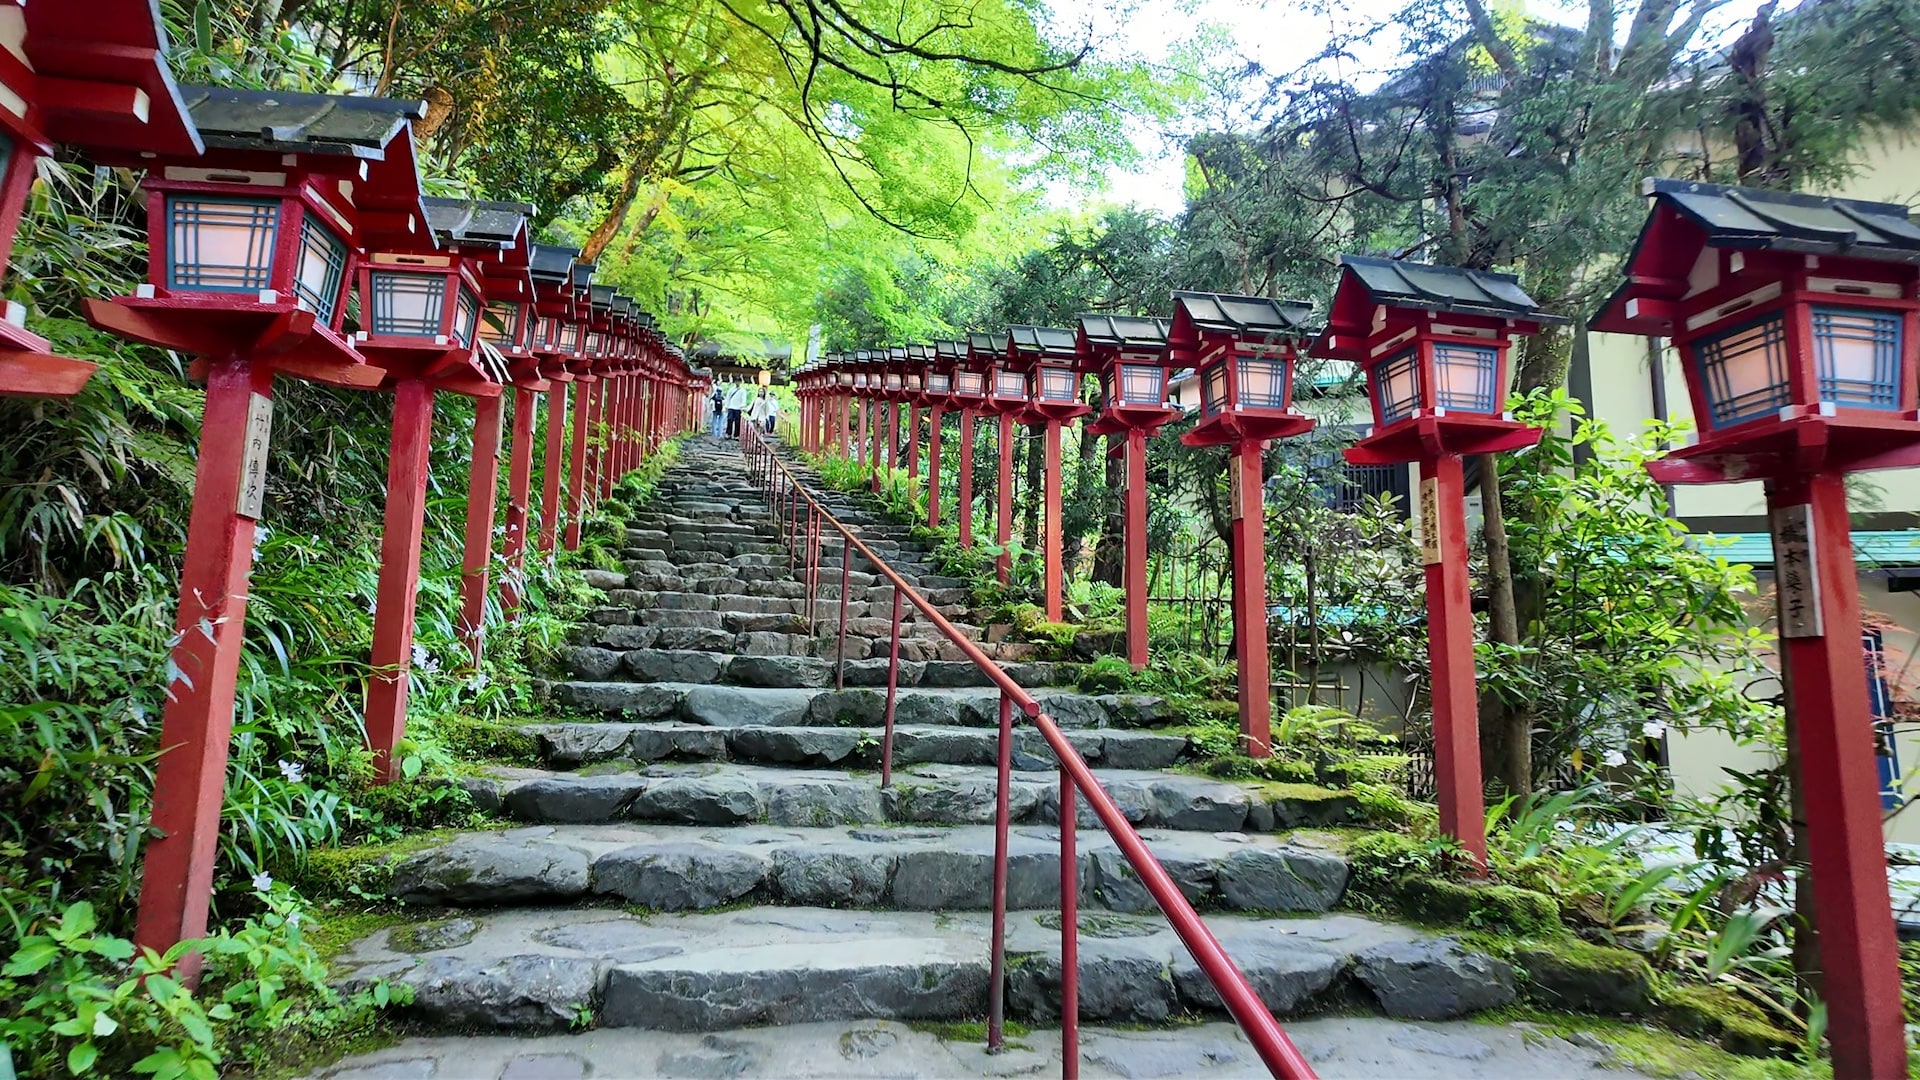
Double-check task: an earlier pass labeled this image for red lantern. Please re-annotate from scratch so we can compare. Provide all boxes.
[1593,179,1920,1079]
[1006,325,1086,619]
[529,244,581,555]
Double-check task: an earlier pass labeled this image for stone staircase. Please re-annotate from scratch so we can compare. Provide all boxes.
[332,436,1518,1044]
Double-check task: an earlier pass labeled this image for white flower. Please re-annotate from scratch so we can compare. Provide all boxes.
[285,911,300,928]
[1601,749,1627,768]
[1641,720,1667,740]
[251,523,270,560]
[467,672,490,692]
[251,871,274,892]
[411,643,440,673]
[367,596,378,615]
[276,759,305,784]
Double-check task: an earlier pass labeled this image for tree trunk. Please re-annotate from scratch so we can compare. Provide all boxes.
[1480,460,1529,797]
[1021,422,1043,557]
[1092,433,1124,586]
[583,167,645,262]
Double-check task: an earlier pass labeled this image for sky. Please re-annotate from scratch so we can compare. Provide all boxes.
[1043,0,1798,215]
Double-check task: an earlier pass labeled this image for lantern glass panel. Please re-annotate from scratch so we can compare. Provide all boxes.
[994,368,1026,399]
[453,287,481,346]
[294,215,348,323]
[1202,363,1228,416]
[886,372,903,390]
[1375,349,1422,425]
[907,371,924,390]
[1118,363,1164,406]
[1041,365,1077,401]
[167,196,279,293]
[1695,313,1790,428]
[481,303,522,347]
[560,323,580,351]
[1431,343,1498,414]
[1236,356,1288,410]
[368,271,447,337]
[928,372,951,393]
[1812,306,1902,410]
[956,369,986,395]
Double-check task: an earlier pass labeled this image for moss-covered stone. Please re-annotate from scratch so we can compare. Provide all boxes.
[289,835,443,900]
[1262,782,1364,827]
[436,714,542,766]
[1515,938,1656,1015]
[1392,876,1561,938]
[1658,983,1798,1058]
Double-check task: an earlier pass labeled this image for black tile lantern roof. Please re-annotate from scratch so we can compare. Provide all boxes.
[907,344,932,361]
[934,340,963,359]
[612,296,635,318]
[888,346,908,362]
[1635,177,1920,262]
[967,332,1001,358]
[422,197,535,247]
[1172,291,1316,336]
[177,85,425,157]
[1007,325,1078,358]
[1333,255,1559,322]
[529,244,577,282]
[570,262,596,290]
[1078,313,1172,350]
[589,284,616,310]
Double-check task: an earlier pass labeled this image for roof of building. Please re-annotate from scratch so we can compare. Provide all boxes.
[1694,530,1920,567]
[1334,254,1561,321]
[1638,178,1920,261]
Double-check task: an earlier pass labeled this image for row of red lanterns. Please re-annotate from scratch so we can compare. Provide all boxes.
[0,7,711,975]
[793,180,1920,1078]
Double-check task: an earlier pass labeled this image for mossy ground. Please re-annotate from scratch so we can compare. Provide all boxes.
[1485,1008,1828,1079]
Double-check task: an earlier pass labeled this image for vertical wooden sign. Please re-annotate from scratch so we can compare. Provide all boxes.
[1417,475,1440,564]
[237,392,273,519]
[1771,502,1823,638]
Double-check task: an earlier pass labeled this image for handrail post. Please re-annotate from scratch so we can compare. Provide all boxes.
[1060,756,1079,1080]
[836,538,852,691]
[881,587,903,787]
[987,690,1013,1052]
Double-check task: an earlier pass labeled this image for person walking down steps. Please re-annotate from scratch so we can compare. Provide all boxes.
[762,388,780,434]
[724,380,750,439]
[748,388,772,438]
[708,383,725,438]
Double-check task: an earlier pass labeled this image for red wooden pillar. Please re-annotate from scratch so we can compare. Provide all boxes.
[539,381,569,555]
[958,409,975,547]
[365,378,436,782]
[1420,452,1486,865]
[857,398,869,465]
[1230,438,1271,758]
[502,386,537,614]
[596,376,618,497]
[1772,470,1905,1077]
[927,406,944,528]
[907,404,920,481]
[564,376,594,549]
[995,412,1014,583]
[887,401,899,472]
[457,393,503,667]
[132,357,274,971]
[1124,427,1150,670]
[1042,420,1064,621]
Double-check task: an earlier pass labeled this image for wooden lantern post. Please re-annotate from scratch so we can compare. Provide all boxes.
[1315,256,1561,865]
[1595,179,1920,1078]
[954,336,995,549]
[923,341,961,529]
[484,277,545,618]
[528,245,580,556]
[1171,292,1320,758]
[561,259,597,549]
[0,3,201,397]
[903,344,929,480]
[1008,325,1090,621]
[84,85,423,969]
[976,332,1029,583]
[416,199,536,664]
[884,346,907,474]
[349,191,517,782]
[1078,314,1178,670]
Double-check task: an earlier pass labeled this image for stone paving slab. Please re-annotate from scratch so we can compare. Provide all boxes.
[548,680,1173,731]
[385,822,1349,914]
[332,907,1513,1033]
[521,721,1189,771]
[461,761,1360,832]
[310,1015,1641,1079]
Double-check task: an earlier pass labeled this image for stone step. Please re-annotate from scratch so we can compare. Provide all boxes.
[333,905,1514,1033]
[521,721,1187,771]
[564,650,1080,690]
[548,681,1167,728]
[461,761,1362,832]
[385,823,1346,914]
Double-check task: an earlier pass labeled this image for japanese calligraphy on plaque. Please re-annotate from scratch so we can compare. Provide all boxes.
[236,392,274,520]
[1771,502,1822,638]
[1417,476,1441,565]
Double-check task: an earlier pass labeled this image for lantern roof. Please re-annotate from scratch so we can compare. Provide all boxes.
[1328,255,1553,321]
[589,284,616,311]
[530,244,578,283]
[176,85,424,160]
[888,346,908,362]
[21,0,202,157]
[1592,178,1920,336]
[423,197,534,249]
[1077,313,1172,353]
[906,343,932,361]
[1006,325,1078,360]
[966,332,1003,361]
[613,296,635,319]
[934,340,963,359]
[570,261,596,290]
[1170,292,1313,341]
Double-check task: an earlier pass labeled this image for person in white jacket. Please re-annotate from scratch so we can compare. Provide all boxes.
[724,381,751,438]
[761,390,781,434]
[747,388,772,433]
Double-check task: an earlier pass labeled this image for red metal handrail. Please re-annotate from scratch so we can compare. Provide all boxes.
[739,422,1318,1080]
